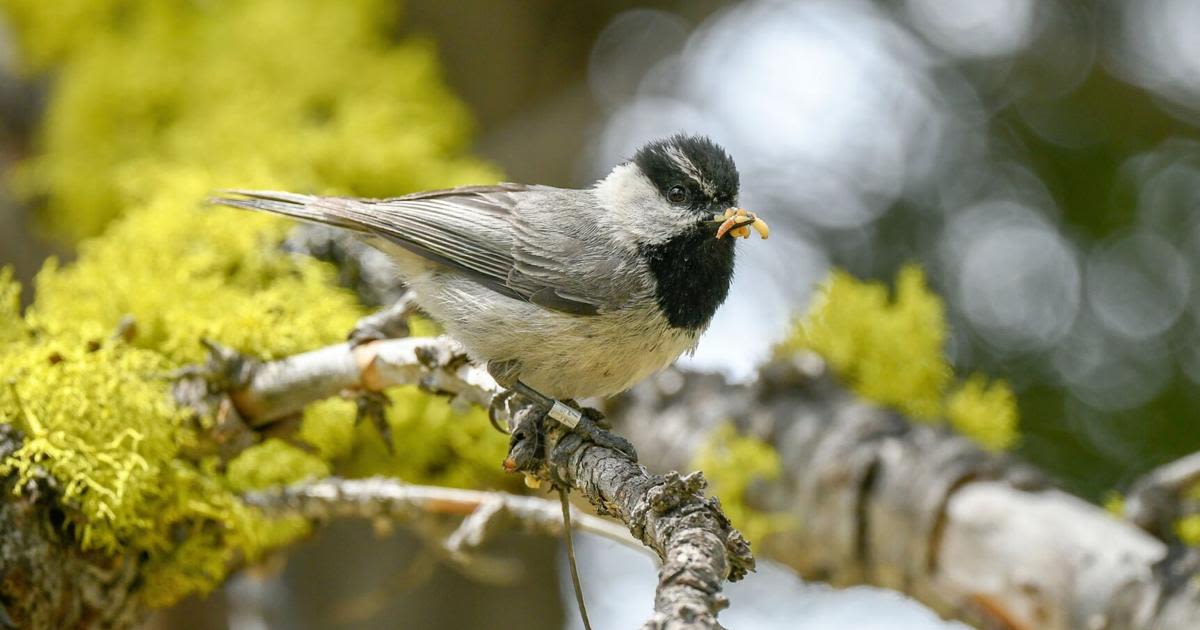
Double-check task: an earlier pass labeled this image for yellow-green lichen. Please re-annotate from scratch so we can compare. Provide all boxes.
[690,423,791,544]
[26,176,365,364]
[0,331,309,607]
[781,265,1019,450]
[3,0,496,241]
[1176,514,1200,547]
[946,375,1018,451]
[0,266,22,343]
[1103,492,1125,517]
[294,386,510,491]
[1101,489,1199,548]
[1181,482,1200,547]
[226,439,331,494]
[0,0,506,609]
[338,387,509,491]
[2,340,187,553]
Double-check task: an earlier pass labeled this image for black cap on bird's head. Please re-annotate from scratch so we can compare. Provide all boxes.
[633,134,740,215]
[631,134,765,241]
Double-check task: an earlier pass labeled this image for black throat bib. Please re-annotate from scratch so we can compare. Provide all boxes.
[640,226,736,331]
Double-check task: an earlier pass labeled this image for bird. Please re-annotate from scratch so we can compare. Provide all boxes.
[212,134,767,427]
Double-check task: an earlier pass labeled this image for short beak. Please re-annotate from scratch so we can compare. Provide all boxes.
[710,208,769,240]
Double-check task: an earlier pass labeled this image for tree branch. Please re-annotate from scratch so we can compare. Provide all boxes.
[609,356,1200,630]
[188,335,755,629]
[243,476,639,557]
[1126,452,1200,544]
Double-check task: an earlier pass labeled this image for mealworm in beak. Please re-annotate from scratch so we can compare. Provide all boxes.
[716,208,768,240]
[716,216,739,239]
[751,216,769,239]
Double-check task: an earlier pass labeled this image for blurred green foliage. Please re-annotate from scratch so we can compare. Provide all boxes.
[2,0,494,241]
[1181,482,1200,547]
[690,423,791,544]
[782,265,1017,451]
[699,265,1020,543]
[0,0,507,607]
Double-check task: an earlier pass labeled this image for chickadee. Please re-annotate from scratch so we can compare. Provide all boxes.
[214,134,767,427]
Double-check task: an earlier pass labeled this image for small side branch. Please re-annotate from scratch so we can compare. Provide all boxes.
[207,335,496,425]
[244,477,639,557]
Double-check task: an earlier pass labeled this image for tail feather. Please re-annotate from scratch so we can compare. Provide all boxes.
[208,189,369,233]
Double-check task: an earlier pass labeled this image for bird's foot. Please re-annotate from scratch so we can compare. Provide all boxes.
[502,396,637,484]
[557,401,637,461]
[168,338,262,458]
[546,404,637,486]
[486,362,636,479]
[503,402,547,473]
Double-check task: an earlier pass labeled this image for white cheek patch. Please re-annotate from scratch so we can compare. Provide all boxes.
[595,163,697,246]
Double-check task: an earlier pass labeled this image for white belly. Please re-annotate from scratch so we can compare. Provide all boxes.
[408,268,699,399]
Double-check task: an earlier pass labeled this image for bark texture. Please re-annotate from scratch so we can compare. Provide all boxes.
[610,355,1200,630]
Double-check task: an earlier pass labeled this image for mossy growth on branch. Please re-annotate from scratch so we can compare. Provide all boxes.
[0,0,507,608]
[780,265,1018,451]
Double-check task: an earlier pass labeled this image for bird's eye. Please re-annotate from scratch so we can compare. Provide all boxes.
[667,186,688,204]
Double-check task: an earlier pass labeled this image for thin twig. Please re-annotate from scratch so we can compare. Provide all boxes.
[243,477,639,552]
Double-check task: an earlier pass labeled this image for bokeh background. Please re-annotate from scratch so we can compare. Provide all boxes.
[1,0,1197,628]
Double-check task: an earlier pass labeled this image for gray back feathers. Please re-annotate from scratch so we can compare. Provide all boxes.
[211,185,649,316]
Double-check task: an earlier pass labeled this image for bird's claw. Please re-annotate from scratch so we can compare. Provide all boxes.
[168,338,258,392]
[504,403,546,473]
[571,411,638,461]
[545,418,637,488]
[503,396,637,483]
[348,320,401,347]
[488,390,517,435]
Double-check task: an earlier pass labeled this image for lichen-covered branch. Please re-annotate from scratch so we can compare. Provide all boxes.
[0,425,146,629]
[610,356,1200,630]
[203,335,755,629]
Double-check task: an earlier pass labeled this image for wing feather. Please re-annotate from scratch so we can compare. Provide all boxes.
[211,185,608,315]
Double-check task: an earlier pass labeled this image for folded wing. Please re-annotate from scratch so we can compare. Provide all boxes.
[212,185,606,315]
